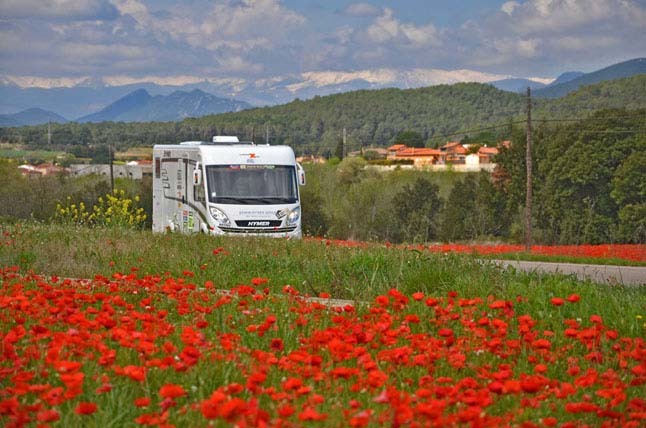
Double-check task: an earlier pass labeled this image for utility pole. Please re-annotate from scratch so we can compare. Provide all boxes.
[47,121,51,145]
[525,87,533,252]
[343,127,347,159]
[109,144,115,193]
[265,125,269,145]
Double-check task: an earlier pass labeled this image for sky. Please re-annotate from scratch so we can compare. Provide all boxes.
[0,0,645,87]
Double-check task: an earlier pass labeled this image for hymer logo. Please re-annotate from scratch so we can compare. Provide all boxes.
[248,221,270,227]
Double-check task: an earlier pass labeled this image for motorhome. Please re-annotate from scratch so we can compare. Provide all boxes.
[152,136,305,238]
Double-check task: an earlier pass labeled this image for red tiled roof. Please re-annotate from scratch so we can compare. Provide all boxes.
[478,147,499,155]
[441,141,461,149]
[440,141,467,154]
[395,148,442,157]
[387,144,407,151]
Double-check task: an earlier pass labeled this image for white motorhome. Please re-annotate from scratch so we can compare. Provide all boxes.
[152,136,305,238]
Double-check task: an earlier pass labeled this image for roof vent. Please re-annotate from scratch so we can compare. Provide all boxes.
[212,136,240,143]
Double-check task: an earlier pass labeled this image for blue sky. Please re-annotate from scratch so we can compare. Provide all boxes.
[0,0,644,87]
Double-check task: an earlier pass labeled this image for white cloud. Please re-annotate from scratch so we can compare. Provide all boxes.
[217,56,264,74]
[365,8,441,48]
[0,0,118,20]
[501,1,520,16]
[198,0,305,46]
[112,0,149,19]
[465,0,646,73]
[344,3,381,17]
[554,35,619,51]
[60,42,145,60]
[516,38,540,57]
[1,0,644,87]
[503,0,646,35]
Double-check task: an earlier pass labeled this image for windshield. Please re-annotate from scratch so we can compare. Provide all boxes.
[206,165,298,204]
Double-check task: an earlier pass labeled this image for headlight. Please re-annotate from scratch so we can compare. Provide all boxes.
[287,207,300,225]
[209,207,230,226]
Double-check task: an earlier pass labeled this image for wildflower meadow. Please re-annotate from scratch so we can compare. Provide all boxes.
[0,224,645,427]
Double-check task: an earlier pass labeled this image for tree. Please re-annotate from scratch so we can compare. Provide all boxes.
[438,171,505,242]
[362,149,383,161]
[439,175,477,241]
[334,137,344,160]
[390,177,443,243]
[336,157,367,186]
[612,151,646,243]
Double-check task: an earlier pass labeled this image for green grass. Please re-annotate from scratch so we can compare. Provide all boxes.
[0,148,67,161]
[1,223,644,331]
[473,252,646,267]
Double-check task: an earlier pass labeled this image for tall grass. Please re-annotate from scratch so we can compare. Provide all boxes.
[1,223,644,336]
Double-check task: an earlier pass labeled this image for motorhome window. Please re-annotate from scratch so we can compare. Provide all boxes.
[206,165,298,204]
[194,181,205,203]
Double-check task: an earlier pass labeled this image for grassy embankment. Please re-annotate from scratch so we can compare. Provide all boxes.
[2,223,644,326]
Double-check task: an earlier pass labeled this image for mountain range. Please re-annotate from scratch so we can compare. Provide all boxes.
[76,89,251,123]
[532,58,646,98]
[0,58,644,127]
[0,108,68,127]
[0,89,251,126]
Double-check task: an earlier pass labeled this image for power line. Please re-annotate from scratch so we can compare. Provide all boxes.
[533,114,646,122]
[426,121,525,142]
[252,114,645,150]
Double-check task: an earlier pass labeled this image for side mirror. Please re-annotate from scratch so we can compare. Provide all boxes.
[193,163,202,186]
[297,163,305,186]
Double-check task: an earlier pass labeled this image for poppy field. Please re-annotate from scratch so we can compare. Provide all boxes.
[312,239,646,265]
[1,224,645,427]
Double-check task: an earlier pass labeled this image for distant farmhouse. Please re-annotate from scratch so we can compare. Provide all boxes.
[18,163,68,176]
[383,141,507,172]
[17,159,153,180]
[69,160,152,180]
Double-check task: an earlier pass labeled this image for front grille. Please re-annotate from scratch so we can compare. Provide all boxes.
[235,220,283,227]
[219,226,297,234]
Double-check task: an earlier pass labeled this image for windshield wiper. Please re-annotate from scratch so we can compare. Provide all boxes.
[213,197,296,204]
[250,197,297,204]
[213,197,246,204]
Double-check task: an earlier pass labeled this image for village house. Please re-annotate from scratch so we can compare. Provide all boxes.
[69,160,152,180]
[296,155,327,164]
[18,163,69,176]
[387,146,442,167]
[477,146,500,164]
[386,144,407,159]
[385,141,501,171]
[440,141,468,164]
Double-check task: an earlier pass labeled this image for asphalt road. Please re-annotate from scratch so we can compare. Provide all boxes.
[487,260,646,286]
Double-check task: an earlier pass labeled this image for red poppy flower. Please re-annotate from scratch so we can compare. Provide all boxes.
[252,277,268,286]
[550,297,565,306]
[122,365,146,382]
[412,292,424,301]
[37,409,60,422]
[298,407,327,421]
[270,338,284,351]
[75,402,98,415]
[566,294,580,303]
[277,404,295,417]
[134,397,151,408]
[159,384,186,399]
